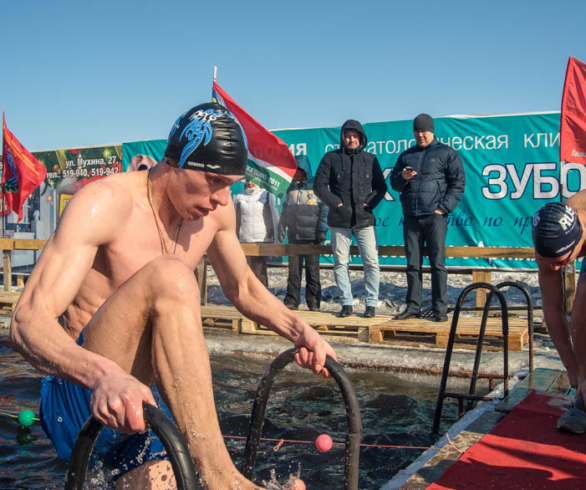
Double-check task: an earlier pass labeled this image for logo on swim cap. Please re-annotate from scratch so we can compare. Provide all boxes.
[532,202,583,258]
[172,108,226,168]
[165,102,248,175]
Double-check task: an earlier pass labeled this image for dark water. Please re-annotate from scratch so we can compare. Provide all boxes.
[0,336,460,489]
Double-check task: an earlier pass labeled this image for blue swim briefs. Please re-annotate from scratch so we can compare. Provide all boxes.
[40,332,175,480]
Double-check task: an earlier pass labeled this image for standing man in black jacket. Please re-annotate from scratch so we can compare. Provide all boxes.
[314,120,388,318]
[391,114,465,322]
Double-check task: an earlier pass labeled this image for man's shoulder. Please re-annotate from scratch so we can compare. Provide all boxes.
[399,145,420,158]
[73,172,135,202]
[566,189,586,212]
[359,149,377,162]
[64,173,137,224]
[431,140,457,155]
[320,149,343,161]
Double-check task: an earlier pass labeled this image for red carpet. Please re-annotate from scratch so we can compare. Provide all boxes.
[428,391,586,489]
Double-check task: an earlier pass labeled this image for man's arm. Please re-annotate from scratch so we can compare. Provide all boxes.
[364,156,388,209]
[313,154,343,209]
[537,261,580,387]
[11,178,155,431]
[570,272,586,394]
[207,206,337,376]
[390,154,408,192]
[439,149,466,214]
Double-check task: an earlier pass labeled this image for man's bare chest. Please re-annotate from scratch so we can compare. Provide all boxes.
[94,217,214,287]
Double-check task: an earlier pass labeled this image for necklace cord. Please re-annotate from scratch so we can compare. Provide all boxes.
[146,168,183,255]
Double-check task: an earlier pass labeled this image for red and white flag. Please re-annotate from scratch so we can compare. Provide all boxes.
[560,56,586,165]
[2,113,47,221]
[212,80,296,196]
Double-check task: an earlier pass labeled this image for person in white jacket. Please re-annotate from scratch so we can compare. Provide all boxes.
[233,180,279,286]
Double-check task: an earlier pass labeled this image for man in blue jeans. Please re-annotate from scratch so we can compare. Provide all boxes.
[313,120,387,318]
[390,114,465,322]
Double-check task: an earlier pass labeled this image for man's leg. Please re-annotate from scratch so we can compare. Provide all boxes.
[353,226,380,308]
[330,227,353,306]
[83,255,261,490]
[557,271,586,434]
[284,253,302,308]
[403,215,424,313]
[423,214,448,315]
[304,251,322,309]
[571,270,586,393]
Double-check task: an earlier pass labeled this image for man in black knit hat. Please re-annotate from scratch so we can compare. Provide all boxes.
[390,114,465,322]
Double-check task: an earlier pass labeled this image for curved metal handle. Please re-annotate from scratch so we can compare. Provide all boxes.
[241,349,362,490]
[65,402,200,489]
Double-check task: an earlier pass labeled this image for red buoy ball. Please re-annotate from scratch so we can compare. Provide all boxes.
[316,434,333,452]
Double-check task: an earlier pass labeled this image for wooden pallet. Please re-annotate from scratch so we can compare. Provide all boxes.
[0,291,21,312]
[200,305,391,342]
[368,316,530,351]
[201,305,243,332]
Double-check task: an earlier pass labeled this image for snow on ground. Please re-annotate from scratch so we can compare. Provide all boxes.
[206,265,542,317]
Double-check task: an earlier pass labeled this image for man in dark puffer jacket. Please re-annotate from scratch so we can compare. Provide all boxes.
[278,156,328,311]
[314,120,387,318]
[390,114,465,322]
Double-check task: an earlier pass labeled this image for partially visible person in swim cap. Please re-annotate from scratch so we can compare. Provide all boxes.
[164,102,248,176]
[532,193,586,436]
[532,202,583,259]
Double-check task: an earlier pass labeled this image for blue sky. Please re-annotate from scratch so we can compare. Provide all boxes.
[2,0,585,152]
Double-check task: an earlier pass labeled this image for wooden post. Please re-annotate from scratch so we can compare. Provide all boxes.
[3,250,11,292]
[472,270,492,309]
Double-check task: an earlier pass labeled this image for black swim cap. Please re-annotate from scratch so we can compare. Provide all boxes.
[532,202,583,258]
[164,102,248,175]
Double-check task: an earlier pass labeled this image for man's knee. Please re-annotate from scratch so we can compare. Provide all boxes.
[141,255,200,303]
[334,253,350,268]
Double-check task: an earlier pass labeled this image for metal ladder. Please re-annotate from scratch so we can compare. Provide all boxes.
[432,281,534,433]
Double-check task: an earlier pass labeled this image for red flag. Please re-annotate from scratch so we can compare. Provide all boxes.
[212,80,297,196]
[560,56,586,165]
[2,113,47,221]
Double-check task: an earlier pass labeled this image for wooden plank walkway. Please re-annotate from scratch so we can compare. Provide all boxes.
[200,305,392,342]
[200,305,530,351]
[0,296,531,351]
[369,317,529,352]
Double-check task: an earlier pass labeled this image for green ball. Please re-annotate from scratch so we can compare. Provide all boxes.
[18,409,35,427]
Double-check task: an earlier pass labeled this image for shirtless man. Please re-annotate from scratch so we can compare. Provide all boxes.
[532,193,586,433]
[10,103,336,488]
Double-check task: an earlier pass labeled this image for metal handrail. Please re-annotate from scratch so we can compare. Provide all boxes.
[432,283,509,433]
[65,402,200,489]
[241,348,362,490]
